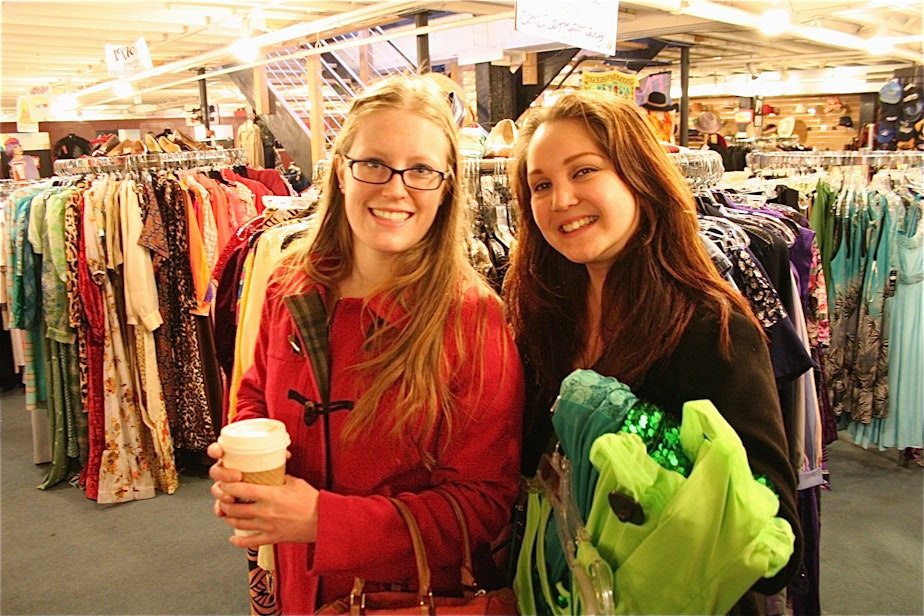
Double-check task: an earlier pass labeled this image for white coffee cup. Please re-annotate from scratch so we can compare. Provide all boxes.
[218,418,291,536]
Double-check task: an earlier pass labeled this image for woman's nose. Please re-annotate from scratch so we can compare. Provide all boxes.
[381,171,410,197]
[551,183,577,211]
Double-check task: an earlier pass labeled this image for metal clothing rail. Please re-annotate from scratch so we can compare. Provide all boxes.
[668,149,725,191]
[746,150,924,172]
[52,148,248,175]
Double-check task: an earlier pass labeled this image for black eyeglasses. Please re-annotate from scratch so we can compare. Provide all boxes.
[342,154,447,191]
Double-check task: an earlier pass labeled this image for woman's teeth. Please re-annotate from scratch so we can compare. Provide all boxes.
[561,216,598,233]
[371,209,410,222]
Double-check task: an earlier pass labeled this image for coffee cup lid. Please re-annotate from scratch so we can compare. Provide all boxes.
[219,418,290,454]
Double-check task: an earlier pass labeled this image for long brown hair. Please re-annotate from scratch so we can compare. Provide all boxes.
[278,74,502,467]
[505,89,758,390]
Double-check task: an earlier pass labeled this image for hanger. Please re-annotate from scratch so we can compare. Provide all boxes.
[531,444,615,616]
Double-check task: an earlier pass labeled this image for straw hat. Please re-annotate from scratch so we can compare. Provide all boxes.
[694,111,723,134]
[777,116,796,138]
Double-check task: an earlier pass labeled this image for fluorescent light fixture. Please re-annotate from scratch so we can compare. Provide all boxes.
[759,9,790,36]
[232,38,260,63]
[54,93,78,111]
[113,80,134,98]
[866,35,894,55]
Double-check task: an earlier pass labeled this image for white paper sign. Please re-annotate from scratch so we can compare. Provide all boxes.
[105,37,154,79]
[515,0,619,56]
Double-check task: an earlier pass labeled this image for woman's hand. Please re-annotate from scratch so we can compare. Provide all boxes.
[208,442,319,548]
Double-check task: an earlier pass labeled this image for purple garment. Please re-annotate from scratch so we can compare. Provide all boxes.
[791,226,816,312]
[790,486,821,616]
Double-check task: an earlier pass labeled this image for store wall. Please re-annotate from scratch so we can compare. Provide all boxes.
[687,93,864,151]
[0,116,248,159]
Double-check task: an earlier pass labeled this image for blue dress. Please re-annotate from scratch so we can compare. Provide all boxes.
[852,196,923,449]
[887,197,924,448]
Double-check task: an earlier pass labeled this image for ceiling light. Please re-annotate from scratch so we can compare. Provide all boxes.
[866,35,894,55]
[232,38,260,63]
[54,93,78,111]
[113,80,134,98]
[758,8,790,36]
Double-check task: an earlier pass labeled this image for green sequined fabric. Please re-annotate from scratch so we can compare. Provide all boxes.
[620,400,693,477]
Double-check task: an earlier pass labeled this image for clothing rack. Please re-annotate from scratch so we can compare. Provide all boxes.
[746,150,924,172]
[52,148,248,175]
[729,135,801,146]
[668,149,725,191]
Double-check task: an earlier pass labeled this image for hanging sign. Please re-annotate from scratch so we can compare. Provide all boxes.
[515,0,619,56]
[16,96,38,133]
[105,37,153,79]
[582,69,638,99]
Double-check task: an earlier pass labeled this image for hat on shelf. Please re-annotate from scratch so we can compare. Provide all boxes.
[896,120,916,150]
[902,83,923,122]
[777,116,795,138]
[881,101,903,122]
[694,111,723,134]
[823,96,844,114]
[838,116,855,129]
[879,79,903,104]
[896,120,916,142]
[791,119,809,144]
[641,91,677,111]
[876,121,896,144]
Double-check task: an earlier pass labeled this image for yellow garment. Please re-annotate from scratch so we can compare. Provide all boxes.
[227,248,255,421]
[227,220,317,419]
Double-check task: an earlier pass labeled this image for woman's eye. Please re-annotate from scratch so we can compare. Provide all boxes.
[574,167,596,178]
[532,181,551,193]
[409,166,435,177]
[361,160,384,170]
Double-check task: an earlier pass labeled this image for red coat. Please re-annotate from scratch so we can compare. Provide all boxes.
[235,279,525,614]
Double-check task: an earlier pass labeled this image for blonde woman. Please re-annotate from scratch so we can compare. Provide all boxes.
[208,74,524,614]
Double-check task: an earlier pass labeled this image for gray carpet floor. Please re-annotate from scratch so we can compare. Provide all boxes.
[1,387,922,615]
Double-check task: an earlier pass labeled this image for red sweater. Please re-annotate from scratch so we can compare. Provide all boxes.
[235,279,524,614]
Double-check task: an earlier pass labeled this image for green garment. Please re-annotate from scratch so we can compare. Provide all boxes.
[808,179,837,307]
[587,399,794,615]
[515,370,795,615]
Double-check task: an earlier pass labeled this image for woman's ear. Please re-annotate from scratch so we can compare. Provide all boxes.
[333,155,347,191]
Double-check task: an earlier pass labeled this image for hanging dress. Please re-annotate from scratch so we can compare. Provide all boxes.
[849,195,923,449]
[825,186,864,420]
[884,197,924,448]
[87,176,157,503]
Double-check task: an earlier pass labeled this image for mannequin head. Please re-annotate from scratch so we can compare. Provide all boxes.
[4,138,24,159]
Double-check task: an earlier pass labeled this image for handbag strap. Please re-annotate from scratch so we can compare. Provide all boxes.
[433,488,477,590]
[350,497,435,616]
[349,492,484,614]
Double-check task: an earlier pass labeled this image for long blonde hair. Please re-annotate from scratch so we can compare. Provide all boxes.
[279,74,499,466]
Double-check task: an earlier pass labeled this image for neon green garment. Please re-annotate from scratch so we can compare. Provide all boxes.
[587,399,795,615]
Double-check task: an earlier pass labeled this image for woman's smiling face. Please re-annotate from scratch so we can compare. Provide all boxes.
[336,108,450,267]
[526,118,639,275]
